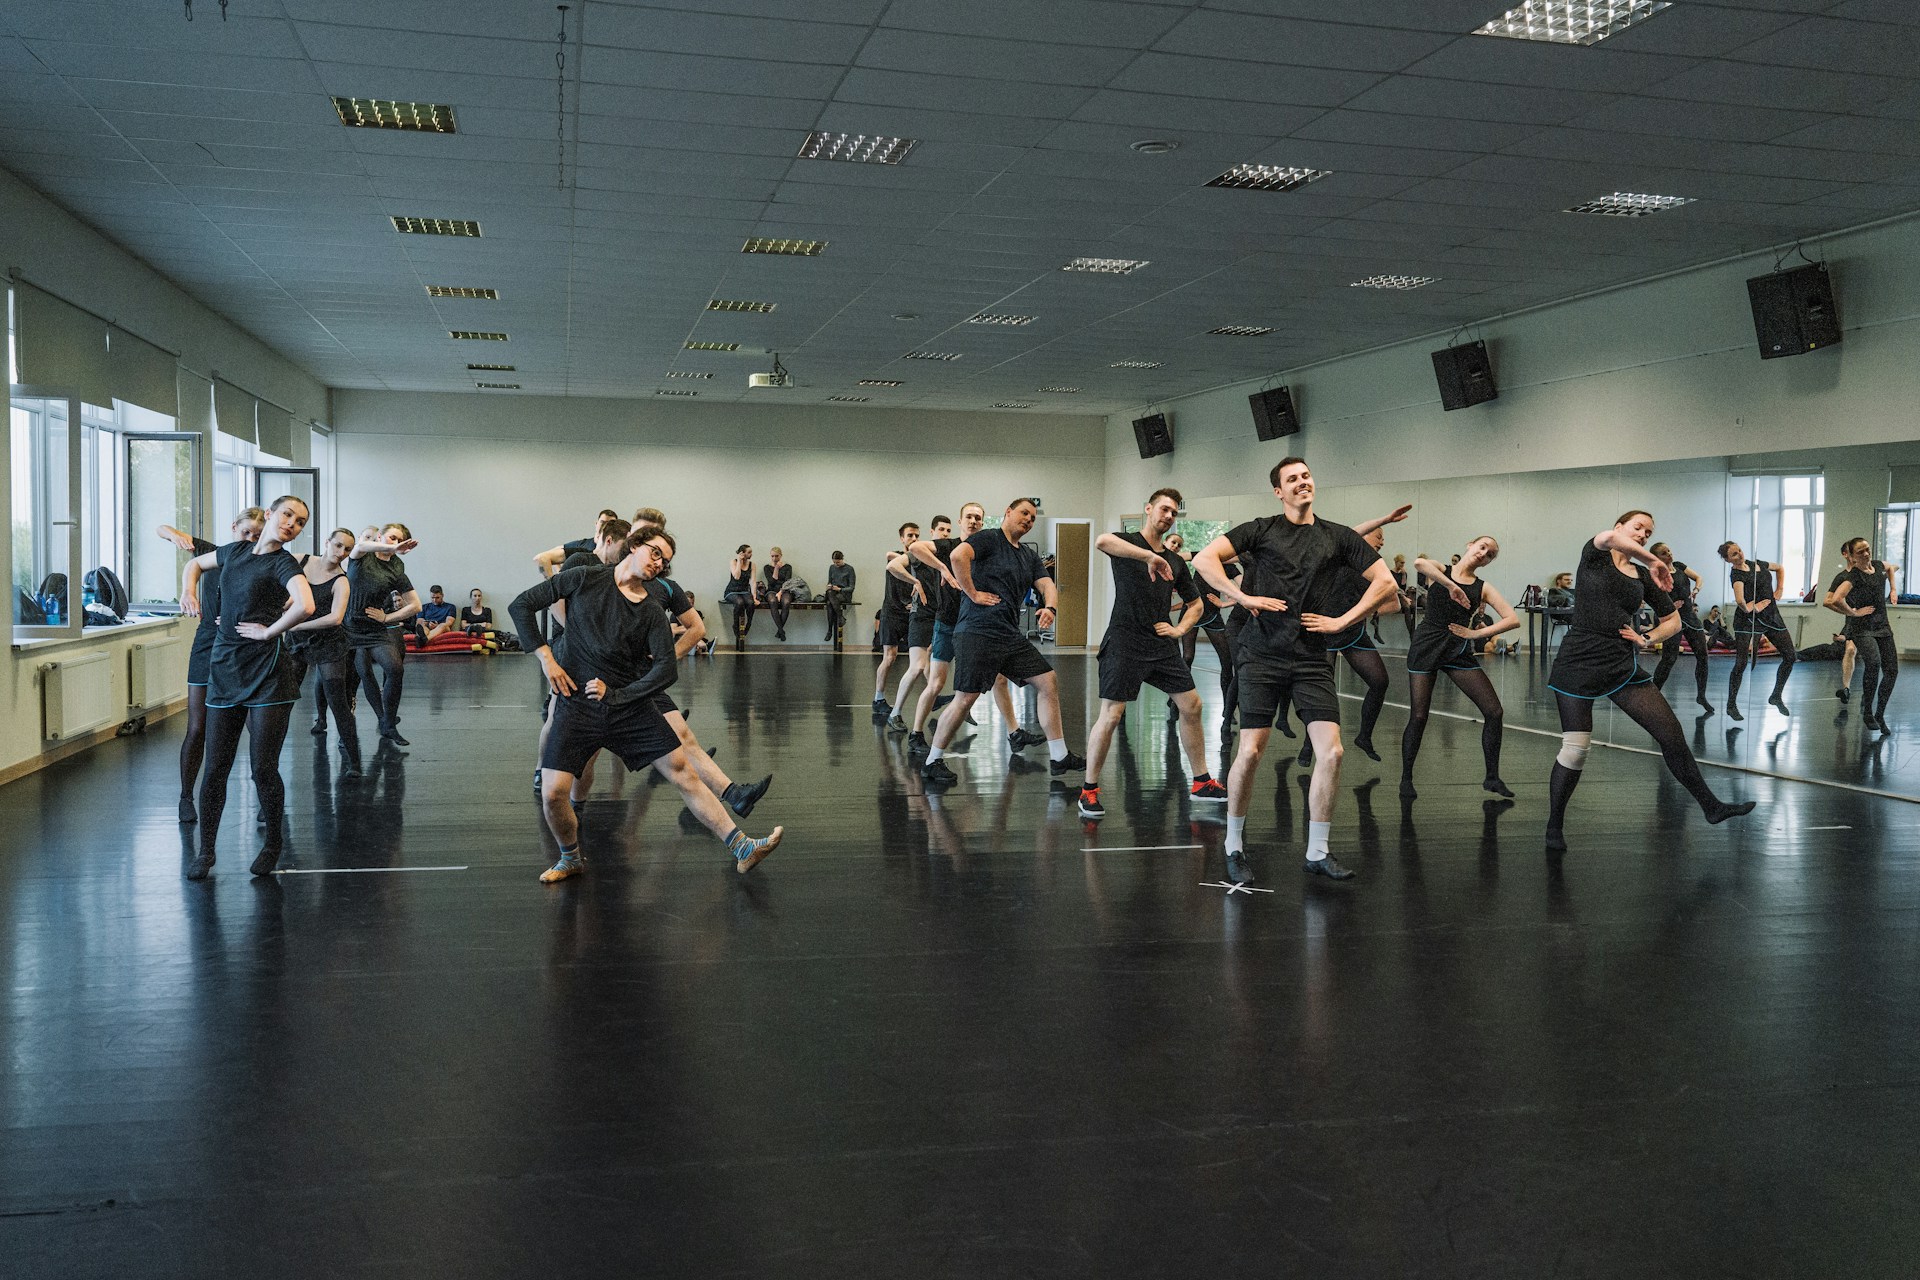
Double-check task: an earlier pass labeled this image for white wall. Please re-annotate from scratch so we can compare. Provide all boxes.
[331,391,1107,624]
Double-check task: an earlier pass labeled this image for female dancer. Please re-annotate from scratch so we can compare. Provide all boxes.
[1649,542,1713,713]
[724,544,756,645]
[288,528,363,777]
[1825,537,1899,732]
[1546,512,1755,851]
[346,523,421,746]
[180,495,315,879]
[759,546,795,640]
[1719,540,1796,719]
[163,508,265,823]
[1399,536,1518,799]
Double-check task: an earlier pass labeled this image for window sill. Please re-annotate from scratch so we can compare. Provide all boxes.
[12,613,189,653]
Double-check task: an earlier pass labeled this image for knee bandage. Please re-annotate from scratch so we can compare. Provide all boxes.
[1557,731,1592,771]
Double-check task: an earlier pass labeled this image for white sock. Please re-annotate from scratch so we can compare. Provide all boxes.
[1047,737,1067,762]
[1306,820,1331,861]
[926,746,944,764]
[1226,815,1246,853]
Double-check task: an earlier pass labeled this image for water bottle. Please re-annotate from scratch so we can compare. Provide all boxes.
[41,593,61,625]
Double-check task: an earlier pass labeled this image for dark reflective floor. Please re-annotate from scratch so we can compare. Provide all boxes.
[4,653,1917,1278]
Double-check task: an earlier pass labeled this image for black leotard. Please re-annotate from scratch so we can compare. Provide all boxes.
[1730,559,1786,634]
[287,555,351,666]
[1549,538,1675,699]
[1407,569,1485,674]
[1830,560,1893,639]
[206,541,305,709]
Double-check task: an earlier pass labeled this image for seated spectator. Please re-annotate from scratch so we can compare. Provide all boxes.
[415,585,457,648]
[824,551,856,643]
[461,588,494,633]
[1546,571,1574,612]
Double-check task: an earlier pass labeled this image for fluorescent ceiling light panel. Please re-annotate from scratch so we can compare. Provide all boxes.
[1205,164,1331,192]
[708,299,776,313]
[991,401,1036,409]
[1473,0,1670,46]
[1062,257,1149,274]
[826,395,870,403]
[798,131,917,165]
[467,363,515,371]
[449,330,508,340]
[1109,360,1162,369]
[1566,191,1695,216]
[742,238,826,256]
[1208,325,1274,336]
[475,382,519,389]
[968,313,1034,326]
[394,216,481,237]
[334,98,456,133]
[655,389,699,397]
[903,351,961,361]
[858,379,903,387]
[427,285,497,299]
[665,371,714,379]
[1038,386,1079,393]
[1351,275,1436,290]
[685,341,740,352]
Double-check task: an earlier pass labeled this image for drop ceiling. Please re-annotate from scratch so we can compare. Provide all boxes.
[2,0,1918,415]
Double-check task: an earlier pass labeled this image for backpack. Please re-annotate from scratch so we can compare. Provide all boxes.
[84,566,129,619]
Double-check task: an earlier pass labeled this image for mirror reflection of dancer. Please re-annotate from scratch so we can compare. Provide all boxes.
[1193,458,1398,884]
[346,523,422,746]
[1078,488,1226,820]
[162,508,264,824]
[1718,540,1796,720]
[288,528,364,778]
[1649,542,1713,714]
[886,516,948,733]
[1299,504,1411,771]
[1545,512,1755,852]
[872,522,919,714]
[1825,537,1899,733]
[1399,535,1519,800]
[904,504,1032,752]
[180,496,317,879]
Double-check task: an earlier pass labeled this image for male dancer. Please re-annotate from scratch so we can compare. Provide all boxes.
[510,529,782,883]
[887,515,949,733]
[1194,458,1397,883]
[1079,487,1226,819]
[921,498,1085,786]
[904,502,1035,753]
[873,522,918,714]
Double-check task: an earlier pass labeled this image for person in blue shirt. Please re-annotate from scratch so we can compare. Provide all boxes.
[414,585,457,648]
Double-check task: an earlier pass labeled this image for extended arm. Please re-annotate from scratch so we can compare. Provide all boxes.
[1094,531,1175,582]
[1350,504,1412,538]
[534,544,569,578]
[672,606,706,660]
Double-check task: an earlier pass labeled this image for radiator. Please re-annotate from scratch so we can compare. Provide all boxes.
[128,636,185,712]
[42,650,116,742]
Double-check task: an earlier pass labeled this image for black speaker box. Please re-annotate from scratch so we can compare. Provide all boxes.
[1132,412,1173,459]
[1248,385,1299,441]
[1431,340,1497,411]
[1747,262,1841,359]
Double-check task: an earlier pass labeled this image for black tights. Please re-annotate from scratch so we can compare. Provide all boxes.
[303,654,362,767]
[767,595,790,636]
[1857,632,1898,718]
[1728,628,1795,704]
[197,703,293,859]
[1182,625,1233,682]
[354,632,405,734]
[1653,624,1711,705]
[1344,647,1390,747]
[726,594,754,640]
[1547,684,1726,834]
[1402,667,1505,785]
[179,684,209,799]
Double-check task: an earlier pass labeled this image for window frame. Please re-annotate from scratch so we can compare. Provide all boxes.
[10,385,85,643]
[124,430,202,614]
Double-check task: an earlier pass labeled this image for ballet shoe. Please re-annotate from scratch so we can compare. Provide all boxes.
[1295,743,1314,768]
[1768,696,1791,715]
[1835,687,1850,704]
[186,852,215,881]
[1696,697,1715,714]
[1482,776,1514,799]
[178,794,197,824]
[1398,778,1417,801]
[249,846,283,876]
[1727,703,1744,721]
[1704,798,1756,825]
[1544,828,1567,852]
[1275,720,1296,739]
[1352,737,1380,762]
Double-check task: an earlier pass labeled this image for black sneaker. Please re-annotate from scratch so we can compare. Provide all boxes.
[1048,750,1087,777]
[1303,854,1355,880]
[886,714,908,734]
[1008,727,1045,752]
[725,774,773,818]
[1223,851,1255,884]
[921,758,958,786]
[1077,786,1104,819]
[872,697,890,716]
[933,694,955,710]
[1836,687,1850,703]
[907,731,930,754]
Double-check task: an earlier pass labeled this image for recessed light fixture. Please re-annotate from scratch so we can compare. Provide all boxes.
[1109,360,1162,369]
[903,351,961,361]
[1209,325,1274,337]
[394,216,481,237]
[685,341,741,352]
[742,238,826,256]
[1130,139,1179,155]
[797,131,917,165]
[709,299,776,313]
[858,379,903,387]
[991,401,1036,409]
[1206,164,1332,193]
[655,389,699,397]
[449,330,508,340]
[826,395,871,403]
[1473,0,1670,46]
[891,313,919,322]
[1566,191,1695,217]
[333,98,456,133]
[968,313,1035,326]
[467,363,515,371]
[427,285,497,299]
[1351,275,1437,290]
[1038,386,1079,393]
[665,371,714,380]
[1062,257,1149,275]
[475,382,520,389]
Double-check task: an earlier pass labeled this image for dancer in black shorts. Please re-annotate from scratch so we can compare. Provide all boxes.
[345,523,421,746]
[1546,511,1755,852]
[1825,537,1899,733]
[1297,505,1410,769]
[887,516,948,733]
[164,507,264,824]
[288,528,364,778]
[873,522,919,714]
[1719,540,1796,719]
[179,495,316,879]
[1649,542,1713,714]
[903,504,1029,752]
[1193,457,1397,883]
[1399,536,1519,801]
[510,529,782,883]
[921,499,1084,786]
[1079,488,1225,819]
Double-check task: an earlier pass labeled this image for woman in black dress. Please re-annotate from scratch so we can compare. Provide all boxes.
[288,528,363,777]
[165,507,266,824]
[346,523,422,745]
[1546,511,1754,851]
[759,546,796,640]
[461,588,494,634]
[1399,536,1518,799]
[724,544,756,645]
[1825,537,1899,732]
[1649,542,1713,714]
[180,495,316,879]
[1718,540,1796,719]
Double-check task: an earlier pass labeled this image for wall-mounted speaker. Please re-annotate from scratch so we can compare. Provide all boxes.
[1248,385,1299,441]
[1132,412,1174,459]
[1747,262,1841,359]
[1431,340,1497,412]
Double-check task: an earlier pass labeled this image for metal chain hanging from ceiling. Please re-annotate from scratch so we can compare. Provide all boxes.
[555,6,570,190]
[181,0,230,19]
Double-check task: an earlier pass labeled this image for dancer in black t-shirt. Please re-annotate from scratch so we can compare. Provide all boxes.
[903,503,1029,752]
[1825,536,1899,732]
[1719,540,1796,719]
[163,508,265,824]
[886,516,949,733]
[1399,536,1519,800]
[345,522,422,745]
[873,522,919,714]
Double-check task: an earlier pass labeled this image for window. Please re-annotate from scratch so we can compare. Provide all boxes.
[1875,506,1918,598]
[10,391,79,638]
[1728,473,1824,599]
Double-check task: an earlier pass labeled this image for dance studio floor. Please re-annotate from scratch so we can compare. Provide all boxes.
[4,650,1917,1277]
